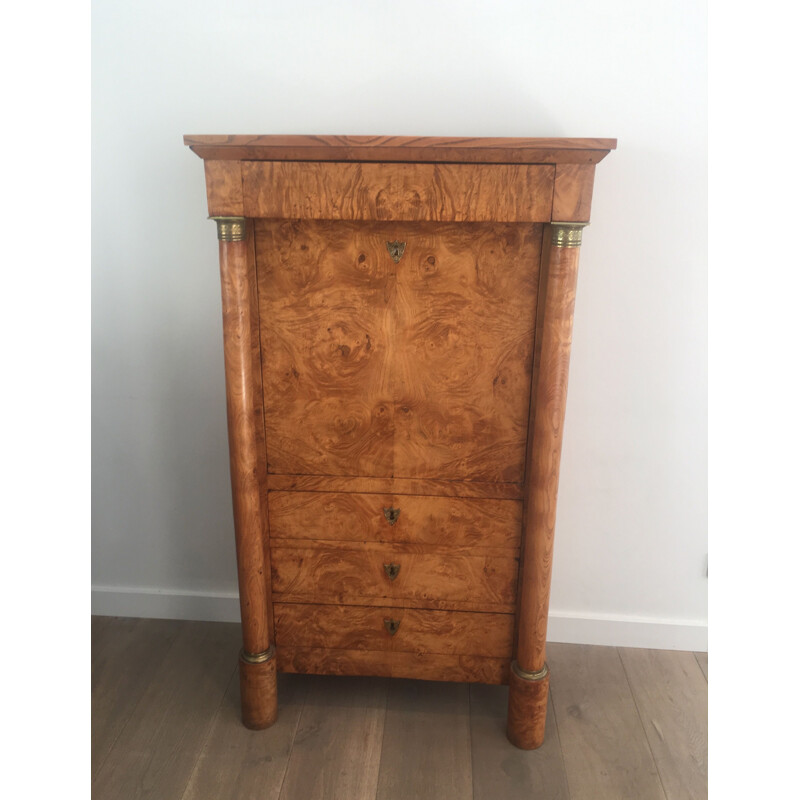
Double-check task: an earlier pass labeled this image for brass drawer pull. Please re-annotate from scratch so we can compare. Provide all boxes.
[384,619,401,636]
[383,563,401,581]
[383,507,400,525]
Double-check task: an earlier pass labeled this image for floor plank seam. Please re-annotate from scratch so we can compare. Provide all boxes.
[92,709,125,782]
[547,679,574,800]
[693,652,708,682]
[92,619,133,783]
[276,675,312,800]
[616,648,669,800]
[178,662,239,800]
[92,619,179,785]
[372,678,391,800]
[468,683,476,800]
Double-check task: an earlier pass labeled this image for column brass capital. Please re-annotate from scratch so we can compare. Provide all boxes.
[240,644,276,664]
[551,222,589,248]
[211,216,247,242]
[511,660,550,682]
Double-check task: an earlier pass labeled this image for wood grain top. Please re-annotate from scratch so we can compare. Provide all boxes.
[184,135,616,164]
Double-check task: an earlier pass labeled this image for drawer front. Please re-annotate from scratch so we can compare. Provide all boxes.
[243,161,554,222]
[268,491,521,549]
[273,603,514,658]
[271,544,518,613]
[276,647,510,685]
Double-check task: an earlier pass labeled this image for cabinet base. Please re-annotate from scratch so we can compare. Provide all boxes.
[506,661,550,749]
[239,647,278,730]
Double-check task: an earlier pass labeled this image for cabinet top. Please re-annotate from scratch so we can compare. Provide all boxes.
[183,135,616,165]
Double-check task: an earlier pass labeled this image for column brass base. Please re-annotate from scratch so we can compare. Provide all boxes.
[507,660,550,749]
[211,216,247,242]
[238,646,278,730]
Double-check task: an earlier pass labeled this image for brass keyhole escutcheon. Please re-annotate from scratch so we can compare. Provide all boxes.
[383,563,401,581]
[383,507,400,526]
[386,241,406,263]
[384,619,401,636]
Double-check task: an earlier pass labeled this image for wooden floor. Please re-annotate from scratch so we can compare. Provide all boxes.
[92,617,707,800]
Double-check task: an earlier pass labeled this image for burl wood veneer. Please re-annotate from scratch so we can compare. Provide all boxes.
[185,134,615,749]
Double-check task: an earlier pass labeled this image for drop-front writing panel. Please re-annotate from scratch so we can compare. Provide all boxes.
[256,219,542,483]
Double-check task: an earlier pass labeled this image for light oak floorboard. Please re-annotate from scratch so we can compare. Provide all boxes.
[92,617,183,780]
[92,619,709,800]
[278,675,386,800]
[181,671,307,800]
[694,652,708,681]
[91,614,113,650]
[92,621,240,800]
[376,679,473,800]
[547,643,667,800]
[620,648,708,800]
[470,683,569,800]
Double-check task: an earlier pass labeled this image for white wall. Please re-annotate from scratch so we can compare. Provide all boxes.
[92,0,707,649]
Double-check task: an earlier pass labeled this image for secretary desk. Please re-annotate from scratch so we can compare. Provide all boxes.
[183,135,616,748]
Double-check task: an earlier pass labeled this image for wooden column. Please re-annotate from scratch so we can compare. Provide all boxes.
[507,221,587,749]
[214,216,277,730]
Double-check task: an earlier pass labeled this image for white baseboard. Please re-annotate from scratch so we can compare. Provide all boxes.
[547,610,707,651]
[91,587,708,652]
[91,585,241,623]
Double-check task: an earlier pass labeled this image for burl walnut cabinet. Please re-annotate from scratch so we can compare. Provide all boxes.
[184,135,615,748]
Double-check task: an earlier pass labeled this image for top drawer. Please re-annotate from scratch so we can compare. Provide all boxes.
[242,161,554,222]
[268,490,522,550]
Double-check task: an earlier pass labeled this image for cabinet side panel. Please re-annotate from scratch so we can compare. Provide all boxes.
[552,164,595,222]
[204,160,244,216]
